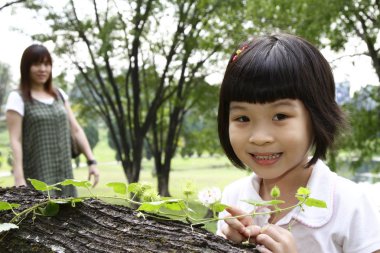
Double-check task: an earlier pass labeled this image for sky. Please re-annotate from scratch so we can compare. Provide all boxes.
[0,5,379,96]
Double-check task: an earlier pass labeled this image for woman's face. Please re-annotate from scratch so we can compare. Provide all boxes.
[29,58,51,87]
[228,99,313,180]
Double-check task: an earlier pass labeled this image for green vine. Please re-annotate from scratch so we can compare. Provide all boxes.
[0,178,327,244]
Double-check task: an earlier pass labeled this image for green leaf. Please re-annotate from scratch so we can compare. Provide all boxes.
[0,223,19,233]
[0,201,20,211]
[107,182,127,195]
[296,187,310,196]
[28,179,61,192]
[60,179,92,188]
[128,183,142,194]
[164,200,187,211]
[138,201,165,213]
[243,199,285,207]
[270,185,281,198]
[38,202,60,217]
[304,198,327,208]
[212,203,228,213]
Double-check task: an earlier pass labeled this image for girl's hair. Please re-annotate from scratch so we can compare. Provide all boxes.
[20,44,56,101]
[218,33,347,169]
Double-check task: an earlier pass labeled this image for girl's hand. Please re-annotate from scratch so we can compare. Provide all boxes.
[221,206,261,243]
[255,224,297,253]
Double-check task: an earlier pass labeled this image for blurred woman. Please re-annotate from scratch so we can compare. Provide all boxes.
[5,44,99,196]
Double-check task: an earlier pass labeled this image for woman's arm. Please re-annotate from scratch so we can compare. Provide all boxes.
[6,110,26,186]
[63,100,100,187]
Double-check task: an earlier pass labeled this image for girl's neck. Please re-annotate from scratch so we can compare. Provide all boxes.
[259,163,313,224]
[259,163,313,202]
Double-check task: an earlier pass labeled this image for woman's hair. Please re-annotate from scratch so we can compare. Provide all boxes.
[20,44,56,101]
[218,33,347,168]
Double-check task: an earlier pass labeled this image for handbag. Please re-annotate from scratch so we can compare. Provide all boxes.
[57,89,83,158]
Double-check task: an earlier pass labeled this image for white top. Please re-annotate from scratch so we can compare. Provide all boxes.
[217,160,380,253]
[5,88,69,116]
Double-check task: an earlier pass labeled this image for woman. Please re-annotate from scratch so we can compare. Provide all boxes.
[5,44,99,196]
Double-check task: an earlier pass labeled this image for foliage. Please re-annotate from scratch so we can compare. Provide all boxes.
[180,84,222,157]
[245,0,380,81]
[0,178,326,247]
[336,85,380,171]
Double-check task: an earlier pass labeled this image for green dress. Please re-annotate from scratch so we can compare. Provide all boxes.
[22,93,77,197]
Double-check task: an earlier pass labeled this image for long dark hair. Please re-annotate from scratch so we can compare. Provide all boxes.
[20,44,56,101]
[218,33,347,169]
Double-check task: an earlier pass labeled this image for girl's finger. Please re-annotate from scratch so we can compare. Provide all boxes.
[221,225,247,243]
[260,224,283,242]
[256,244,272,253]
[226,206,254,227]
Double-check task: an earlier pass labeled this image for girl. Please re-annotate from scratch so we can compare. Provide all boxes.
[216,33,380,253]
[5,44,99,196]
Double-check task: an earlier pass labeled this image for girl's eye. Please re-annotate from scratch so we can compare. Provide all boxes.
[235,116,249,122]
[273,113,288,121]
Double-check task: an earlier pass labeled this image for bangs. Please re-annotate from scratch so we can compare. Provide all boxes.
[222,37,310,104]
[30,46,52,65]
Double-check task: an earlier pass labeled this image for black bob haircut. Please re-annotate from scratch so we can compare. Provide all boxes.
[217,33,346,169]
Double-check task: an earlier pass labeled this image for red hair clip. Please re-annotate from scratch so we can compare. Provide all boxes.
[232,45,248,62]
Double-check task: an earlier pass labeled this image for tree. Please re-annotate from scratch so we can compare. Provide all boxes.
[141,0,245,196]
[180,84,222,158]
[0,0,26,11]
[244,0,379,81]
[0,62,12,114]
[338,86,380,170]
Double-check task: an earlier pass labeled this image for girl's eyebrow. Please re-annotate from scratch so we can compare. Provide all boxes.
[229,104,247,111]
[270,100,297,108]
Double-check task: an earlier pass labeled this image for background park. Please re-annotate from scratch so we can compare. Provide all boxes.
[0,0,379,237]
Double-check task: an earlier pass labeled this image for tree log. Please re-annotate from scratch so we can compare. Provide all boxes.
[0,187,257,252]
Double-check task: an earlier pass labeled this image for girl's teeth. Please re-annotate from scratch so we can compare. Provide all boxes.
[254,153,280,160]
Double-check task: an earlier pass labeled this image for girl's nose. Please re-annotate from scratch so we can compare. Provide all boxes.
[248,127,274,145]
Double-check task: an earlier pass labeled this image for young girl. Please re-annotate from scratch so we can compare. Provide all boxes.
[216,33,380,253]
[5,44,99,196]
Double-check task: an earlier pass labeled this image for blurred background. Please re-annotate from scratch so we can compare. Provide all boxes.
[0,0,379,230]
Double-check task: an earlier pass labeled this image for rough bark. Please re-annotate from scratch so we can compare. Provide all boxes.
[0,187,258,253]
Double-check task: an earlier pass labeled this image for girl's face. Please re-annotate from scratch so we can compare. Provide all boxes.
[228,99,313,180]
[29,59,51,87]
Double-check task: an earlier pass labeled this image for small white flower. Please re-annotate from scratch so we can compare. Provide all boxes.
[198,187,222,207]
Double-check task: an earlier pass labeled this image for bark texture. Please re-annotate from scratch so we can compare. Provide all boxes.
[0,187,258,252]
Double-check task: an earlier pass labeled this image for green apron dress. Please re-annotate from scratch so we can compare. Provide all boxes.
[22,93,77,197]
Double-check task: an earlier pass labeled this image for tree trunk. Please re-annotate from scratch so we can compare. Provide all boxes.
[0,187,258,252]
[157,166,171,197]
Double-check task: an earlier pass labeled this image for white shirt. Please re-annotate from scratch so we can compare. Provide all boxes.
[217,160,380,253]
[5,88,69,116]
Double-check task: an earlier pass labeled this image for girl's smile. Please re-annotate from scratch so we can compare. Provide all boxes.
[250,152,282,166]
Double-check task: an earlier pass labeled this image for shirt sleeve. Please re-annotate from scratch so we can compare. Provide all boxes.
[5,91,24,116]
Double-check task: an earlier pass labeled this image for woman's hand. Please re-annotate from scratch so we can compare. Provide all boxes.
[88,165,100,187]
[221,206,261,243]
[255,224,297,253]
